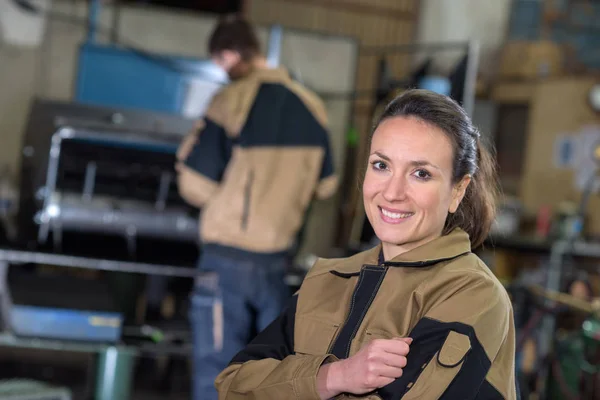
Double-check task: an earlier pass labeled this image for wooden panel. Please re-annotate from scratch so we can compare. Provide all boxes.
[273,0,415,19]
[492,81,537,104]
[330,0,415,12]
[355,54,378,101]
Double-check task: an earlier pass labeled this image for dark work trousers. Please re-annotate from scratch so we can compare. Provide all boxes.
[189,248,291,400]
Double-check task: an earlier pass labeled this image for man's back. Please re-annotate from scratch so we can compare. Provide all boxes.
[177,67,337,255]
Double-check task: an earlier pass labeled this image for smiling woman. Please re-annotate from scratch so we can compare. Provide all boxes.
[214,90,517,400]
[364,89,498,260]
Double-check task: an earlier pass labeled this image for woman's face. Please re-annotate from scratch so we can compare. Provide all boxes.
[363,116,470,259]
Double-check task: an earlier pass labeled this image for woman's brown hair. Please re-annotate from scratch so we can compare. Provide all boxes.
[371,89,499,248]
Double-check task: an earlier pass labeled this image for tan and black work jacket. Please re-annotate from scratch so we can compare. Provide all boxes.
[176,67,337,255]
[215,229,517,399]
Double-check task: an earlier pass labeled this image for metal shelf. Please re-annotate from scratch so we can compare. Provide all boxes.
[0,248,203,278]
[0,332,192,358]
[485,235,600,259]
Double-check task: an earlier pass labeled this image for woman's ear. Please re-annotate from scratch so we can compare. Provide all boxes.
[449,175,471,213]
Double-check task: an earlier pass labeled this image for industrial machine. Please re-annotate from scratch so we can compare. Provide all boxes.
[524,284,600,399]
[11,0,289,263]
[16,99,202,261]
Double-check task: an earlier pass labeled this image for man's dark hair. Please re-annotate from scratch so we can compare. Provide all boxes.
[208,15,261,61]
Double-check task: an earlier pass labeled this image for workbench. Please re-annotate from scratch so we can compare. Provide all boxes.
[0,247,308,399]
[0,248,207,400]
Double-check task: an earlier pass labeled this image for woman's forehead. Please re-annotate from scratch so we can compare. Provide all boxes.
[371,117,453,159]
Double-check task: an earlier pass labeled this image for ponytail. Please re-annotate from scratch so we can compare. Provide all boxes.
[443,139,499,248]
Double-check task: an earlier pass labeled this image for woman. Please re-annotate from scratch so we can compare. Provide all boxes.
[215,90,517,399]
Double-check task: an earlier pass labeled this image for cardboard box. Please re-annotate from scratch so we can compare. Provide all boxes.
[499,41,564,79]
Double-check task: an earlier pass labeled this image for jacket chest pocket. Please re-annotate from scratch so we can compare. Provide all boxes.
[294,315,340,355]
[402,330,471,400]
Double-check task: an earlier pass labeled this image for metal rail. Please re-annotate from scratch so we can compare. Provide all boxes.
[0,249,201,278]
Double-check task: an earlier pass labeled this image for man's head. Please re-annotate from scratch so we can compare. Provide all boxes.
[208,15,261,80]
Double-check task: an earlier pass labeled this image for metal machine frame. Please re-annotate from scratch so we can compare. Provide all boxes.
[35,127,198,251]
[16,99,199,259]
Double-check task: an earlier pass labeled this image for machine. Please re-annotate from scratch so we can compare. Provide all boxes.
[16,99,202,263]
[524,284,600,399]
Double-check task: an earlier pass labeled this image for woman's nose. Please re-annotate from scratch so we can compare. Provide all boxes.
[382,175,407,202]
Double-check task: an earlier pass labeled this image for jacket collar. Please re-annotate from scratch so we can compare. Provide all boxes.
[250,67,290,83]
[330,228,472,276]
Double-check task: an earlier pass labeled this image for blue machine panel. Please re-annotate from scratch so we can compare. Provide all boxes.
[75,43,226,115]
[11,305,123,343]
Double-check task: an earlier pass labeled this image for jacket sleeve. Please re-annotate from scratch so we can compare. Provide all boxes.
[315,133,338,200]
[378,272,516,400]
[215,294,338,399]
[175,115,232,209]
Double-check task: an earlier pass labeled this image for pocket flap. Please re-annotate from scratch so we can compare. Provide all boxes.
[294,315,339,355]
[437,330,471,367]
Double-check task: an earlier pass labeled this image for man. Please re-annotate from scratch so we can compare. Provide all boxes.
[176,15,338,400]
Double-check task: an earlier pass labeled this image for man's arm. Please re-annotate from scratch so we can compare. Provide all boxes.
[315,134,338,200]
[175,117,232,209]
[378,270,516,400]
[215,294,337,399]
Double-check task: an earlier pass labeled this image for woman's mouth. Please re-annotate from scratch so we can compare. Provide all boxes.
[379,207,414,223]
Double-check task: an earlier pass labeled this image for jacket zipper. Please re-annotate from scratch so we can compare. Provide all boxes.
[343,265,387,358]
[327,263,387,356]
[241,170,254,230]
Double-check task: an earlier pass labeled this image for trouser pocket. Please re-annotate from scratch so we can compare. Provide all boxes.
[190,273,223,355]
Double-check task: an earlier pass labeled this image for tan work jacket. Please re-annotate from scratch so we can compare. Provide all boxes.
[216,228,517,399]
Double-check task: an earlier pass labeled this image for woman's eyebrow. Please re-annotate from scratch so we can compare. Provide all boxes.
[410,160,441,170]
[370,151,391,161]
[371,152,441,171]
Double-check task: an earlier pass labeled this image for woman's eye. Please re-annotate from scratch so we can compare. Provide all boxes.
[371,161,387,171]
[413,169,431,180]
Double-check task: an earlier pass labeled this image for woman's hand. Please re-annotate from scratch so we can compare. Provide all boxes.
[317,337,412,399]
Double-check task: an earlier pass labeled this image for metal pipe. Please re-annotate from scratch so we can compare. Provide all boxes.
[266,24,283,68]
[155,171,172,211]
[0,249,206,278]
[38,127,75,243]
[110,0,121,44]
[95,346,135,400]
[462,40,480,118]
[537,239,570,399]
[82,161,97,202]
[87,0,101,43]
[0,261,12,333]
